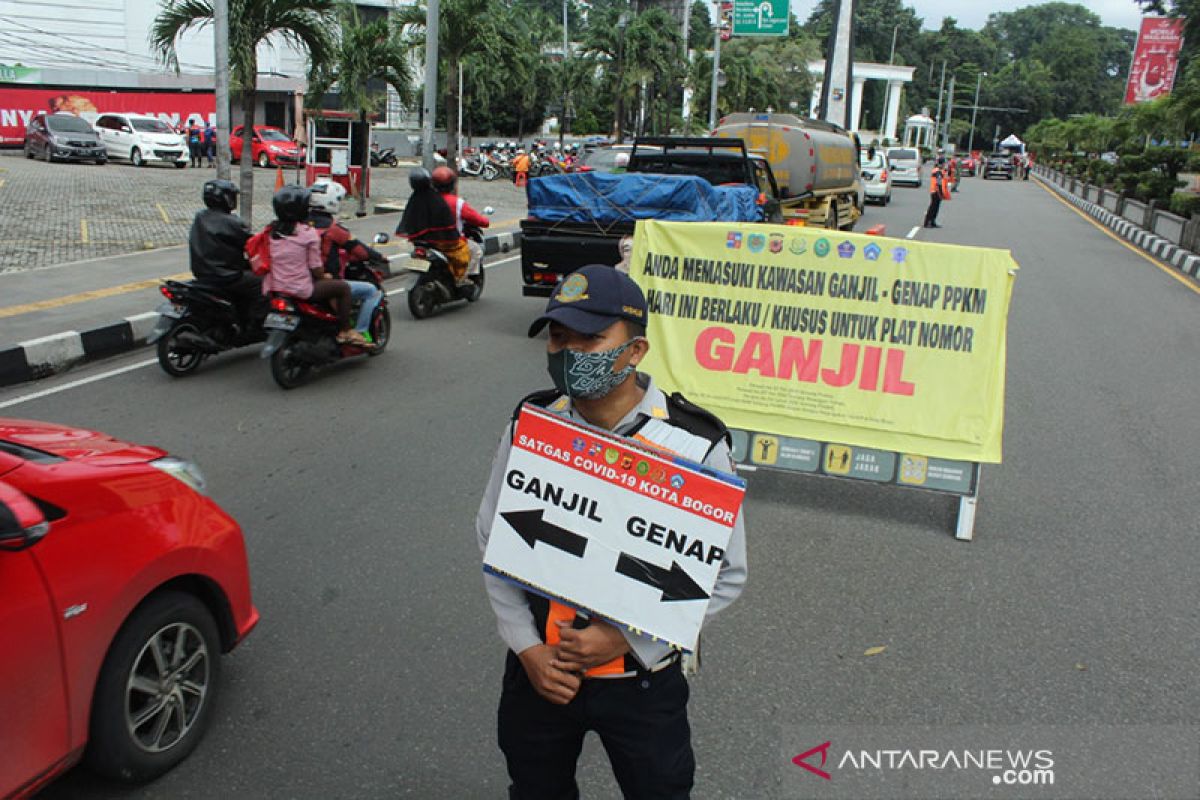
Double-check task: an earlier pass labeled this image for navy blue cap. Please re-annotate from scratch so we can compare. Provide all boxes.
[527,264,648,337]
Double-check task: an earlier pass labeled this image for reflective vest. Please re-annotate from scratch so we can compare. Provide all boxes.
[516,389,729,677]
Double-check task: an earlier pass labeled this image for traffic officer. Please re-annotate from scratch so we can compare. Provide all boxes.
[476,264,748,799]
[924,156,949,228]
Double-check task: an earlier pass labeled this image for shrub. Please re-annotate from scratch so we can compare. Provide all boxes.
[1169,192,1200,218]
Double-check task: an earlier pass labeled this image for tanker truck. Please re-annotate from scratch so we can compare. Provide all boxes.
[711,112,863,230]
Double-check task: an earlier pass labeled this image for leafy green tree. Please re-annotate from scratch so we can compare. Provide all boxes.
[306,3,412,215]
[152,0,335,224]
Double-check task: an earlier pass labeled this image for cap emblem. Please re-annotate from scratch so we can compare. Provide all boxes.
[556,273,589,303]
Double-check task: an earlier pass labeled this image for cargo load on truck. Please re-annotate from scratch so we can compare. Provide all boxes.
[526,171,763,226]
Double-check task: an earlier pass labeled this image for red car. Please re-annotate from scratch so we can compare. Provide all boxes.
[229,124,304,168]
[0,419,258,798]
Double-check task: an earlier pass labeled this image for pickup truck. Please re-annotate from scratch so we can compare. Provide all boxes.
[520,136,783,297]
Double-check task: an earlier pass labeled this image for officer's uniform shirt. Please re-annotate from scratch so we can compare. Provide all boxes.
[476,373,748,671]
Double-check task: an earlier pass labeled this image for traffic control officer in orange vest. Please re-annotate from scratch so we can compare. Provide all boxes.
[924,156,952,228]
[476,265,748,799]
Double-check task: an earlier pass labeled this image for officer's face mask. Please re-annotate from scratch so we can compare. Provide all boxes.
[547,337,642,400]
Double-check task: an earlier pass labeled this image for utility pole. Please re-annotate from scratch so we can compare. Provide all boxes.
[560,0,568,149]
[708,15,722,130]
[817,0,856,129]
[681,0,692,127]
[421,0,439,171]
[213,0,232,181]
[942,74,955,151]
[888,24,898,65]
[968,71,986,154]
[932,61,946,146]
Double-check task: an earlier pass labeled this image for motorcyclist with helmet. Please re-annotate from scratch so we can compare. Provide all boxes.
[188,179,264,321]
[396,167,487,286]
[307,179,384,275]
[432,166,490,283]
[262,185,373,348]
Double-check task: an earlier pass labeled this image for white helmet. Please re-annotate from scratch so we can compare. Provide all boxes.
[309,179,346,214]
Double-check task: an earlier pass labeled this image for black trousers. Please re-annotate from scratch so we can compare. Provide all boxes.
[498,652,694,800]
[924,192,941,226]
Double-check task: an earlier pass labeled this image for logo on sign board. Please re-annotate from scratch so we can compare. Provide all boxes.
[620,454,634,470]
[837,241,855,259]
[769,234,785,254]
[636,461,650,477]
[605,448,620,465]
[670,474,686,490]
[891,246,908,264]
[825,445,853,475]
[814,238,831,257]
[726,231,743,249]
[651,467,668,484]
[572,437,587,453]
[899,455,929,485]
[788,238,807,255]
[555,273,589,303]
[748,233,767,253]
[588,442,603,456]
[863,242,882,261]
[751,434,779,465]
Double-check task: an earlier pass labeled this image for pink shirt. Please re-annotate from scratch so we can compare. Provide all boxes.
[262,224,321,298]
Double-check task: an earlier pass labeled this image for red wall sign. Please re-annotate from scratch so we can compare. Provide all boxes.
[1124,17,1186,105]
[0,86,216,145]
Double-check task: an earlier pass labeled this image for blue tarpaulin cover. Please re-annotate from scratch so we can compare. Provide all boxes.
[526,172,762,225]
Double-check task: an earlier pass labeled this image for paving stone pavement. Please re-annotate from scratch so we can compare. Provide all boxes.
[0,150,526,274]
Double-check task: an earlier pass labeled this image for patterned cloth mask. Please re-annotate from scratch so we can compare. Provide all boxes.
[547,339,640,399]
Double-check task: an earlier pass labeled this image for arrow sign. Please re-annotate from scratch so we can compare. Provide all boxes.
[501,509,589,558]
[615,552,710,602]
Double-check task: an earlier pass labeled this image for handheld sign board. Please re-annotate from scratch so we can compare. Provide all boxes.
[484,405,746,652]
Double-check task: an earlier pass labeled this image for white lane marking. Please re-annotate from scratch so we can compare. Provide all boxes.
[0,254,526,406]
[906,226,920,239]
[385,253,521,297]
[0,359,158,410]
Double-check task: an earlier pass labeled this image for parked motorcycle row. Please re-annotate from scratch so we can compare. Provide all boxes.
[458,143,582,182]
[148,199,492,389]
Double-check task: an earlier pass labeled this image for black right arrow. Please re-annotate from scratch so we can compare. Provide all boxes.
[615,553,710,602]
[501,509,589,558]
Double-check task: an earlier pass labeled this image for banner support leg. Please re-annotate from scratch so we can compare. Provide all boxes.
[955,466,980,541]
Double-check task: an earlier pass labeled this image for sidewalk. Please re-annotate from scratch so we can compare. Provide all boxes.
[0,212,521,386]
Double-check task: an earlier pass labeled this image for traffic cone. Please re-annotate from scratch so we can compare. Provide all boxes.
[274,166,284,191]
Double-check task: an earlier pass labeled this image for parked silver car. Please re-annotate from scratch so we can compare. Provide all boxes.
[23,113,106,164]
[859,150,892,205]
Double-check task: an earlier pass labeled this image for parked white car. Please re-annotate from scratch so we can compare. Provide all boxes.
[886,146,922,187]
[859,149,892,205]
[94,114,188,168]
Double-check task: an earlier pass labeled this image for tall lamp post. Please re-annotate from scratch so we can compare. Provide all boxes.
[708,13,729,129]
[560,0,569,149]
[967,71,987,155]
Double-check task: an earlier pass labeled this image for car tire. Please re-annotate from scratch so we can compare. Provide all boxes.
[131,148,145,167]
[97,159,107,165]
[24,144,33,159]
[258,152,271,168]
[43,144,53,163]
[85,591,221,784]
[175,161,187,169]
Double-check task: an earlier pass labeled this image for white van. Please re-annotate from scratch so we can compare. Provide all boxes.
[94,114,188,168]
[885,146,923,187]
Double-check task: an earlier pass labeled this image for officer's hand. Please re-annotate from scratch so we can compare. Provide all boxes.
[554,620,630,671]
[517,644,581,705]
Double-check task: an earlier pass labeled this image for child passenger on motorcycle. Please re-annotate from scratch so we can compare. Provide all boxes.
[262,185,373,348]
[396,167,488,285]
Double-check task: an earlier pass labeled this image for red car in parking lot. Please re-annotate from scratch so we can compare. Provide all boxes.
[0,418,257,798]
[229,124,304,168]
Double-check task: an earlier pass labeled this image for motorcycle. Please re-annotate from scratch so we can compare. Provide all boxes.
[259,262,391,389]
[403,221,490,319]
[149,280,267,377]
[370,145,399,167]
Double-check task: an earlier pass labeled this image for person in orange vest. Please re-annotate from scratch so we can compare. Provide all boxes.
[477,265,748,798]
[512,148,531,185]
[923,156,951,228]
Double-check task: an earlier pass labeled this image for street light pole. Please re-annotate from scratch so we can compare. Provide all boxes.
[213,0,232,182]
[560,0,568,149]
[420,0,439,171]
[888,24,898,65]
[968,71,986,154]
[708,16,722,130]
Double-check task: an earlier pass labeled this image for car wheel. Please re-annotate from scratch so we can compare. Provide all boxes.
[85,591,221,783]
[175,161,187,169]
[97,159,107,165]
[258,152,271,168]
[43,144,53,163]
[24,144,33,159]
[131,148,145,167]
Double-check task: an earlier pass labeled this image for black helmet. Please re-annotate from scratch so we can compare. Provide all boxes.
[409,167,432,191]
[272,185,311,224]
[202,179,239,212]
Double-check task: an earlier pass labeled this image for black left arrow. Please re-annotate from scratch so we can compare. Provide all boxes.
[615,553,710,602]
[501,509,589,558]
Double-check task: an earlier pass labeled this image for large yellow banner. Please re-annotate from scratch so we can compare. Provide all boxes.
[630,221,1018,463]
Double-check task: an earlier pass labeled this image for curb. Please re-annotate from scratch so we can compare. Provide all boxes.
[1034,171,1200,279]
[0,231,523,389]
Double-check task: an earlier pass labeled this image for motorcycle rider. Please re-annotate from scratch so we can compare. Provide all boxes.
[308,179,383,274]
[431,166,490,282]
[188,179,264,323]
[397,168,473,286]
[262,185,373,348]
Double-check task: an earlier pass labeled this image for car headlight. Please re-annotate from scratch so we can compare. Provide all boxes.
[151,457,208,495]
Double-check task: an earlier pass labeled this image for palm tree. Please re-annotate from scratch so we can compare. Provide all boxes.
[307,4,413,215]
[151,0,336,224]
[396,0,500,165]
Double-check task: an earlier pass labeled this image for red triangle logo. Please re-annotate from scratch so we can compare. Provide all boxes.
[792,741,832,780]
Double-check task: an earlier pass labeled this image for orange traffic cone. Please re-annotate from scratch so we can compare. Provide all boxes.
[274,166,284,191]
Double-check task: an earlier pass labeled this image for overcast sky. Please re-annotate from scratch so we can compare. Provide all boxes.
[794,1,1151,32]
